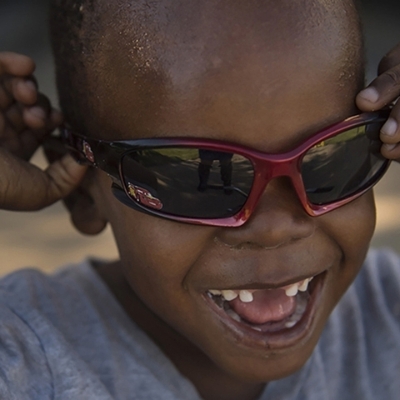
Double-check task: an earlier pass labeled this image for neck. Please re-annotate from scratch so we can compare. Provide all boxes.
[95,260,266,400]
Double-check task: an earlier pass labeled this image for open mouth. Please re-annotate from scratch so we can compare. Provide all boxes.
[204,272,325,344]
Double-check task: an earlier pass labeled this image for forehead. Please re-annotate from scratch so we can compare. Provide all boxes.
[82,0,363,151]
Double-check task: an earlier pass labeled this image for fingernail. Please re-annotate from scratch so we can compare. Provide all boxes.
[381,118,398,136]
[24,80,37,92]
[383,143,396,151]
[358,87,379,103]
[29,106,46,119]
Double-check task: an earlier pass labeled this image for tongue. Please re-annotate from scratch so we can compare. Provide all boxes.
[229,289,296,325]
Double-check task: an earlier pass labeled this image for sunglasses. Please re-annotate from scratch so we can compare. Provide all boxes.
[62,110,390,227]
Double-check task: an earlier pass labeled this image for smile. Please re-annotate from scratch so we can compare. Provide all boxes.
[204,272,325,348]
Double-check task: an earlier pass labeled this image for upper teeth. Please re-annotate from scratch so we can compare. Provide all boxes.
[209,276,314,303]
[284,284,299,297]
[222,290,238,301]
[284,277,313,297]
[298,278,311,292]
[238,290,253,303]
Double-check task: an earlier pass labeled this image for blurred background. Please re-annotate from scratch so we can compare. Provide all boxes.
[0,0,399,275]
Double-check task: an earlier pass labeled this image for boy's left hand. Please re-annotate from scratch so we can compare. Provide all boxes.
[356,42,400,162]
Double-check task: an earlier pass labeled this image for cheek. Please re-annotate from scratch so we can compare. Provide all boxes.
[107,202,216,306]
[113,212,207,275]
[330,191,375,262]
[93,172,218,323]
[322,191,376,303]
[299,191,376,361]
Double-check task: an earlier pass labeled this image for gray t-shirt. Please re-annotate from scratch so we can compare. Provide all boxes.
[0,248,399,399]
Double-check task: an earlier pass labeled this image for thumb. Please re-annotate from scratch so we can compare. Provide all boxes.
[44,154,89,206]
[0,153,88,211]
[356,43,400,112]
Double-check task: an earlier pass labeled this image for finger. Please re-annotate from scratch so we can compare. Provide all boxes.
[0,78,14,109]
[14,129,43,160]
[49,109,64,128]
[380,99,400,161]
[0,52,35,77]
[23,93,52,130]
[378,43,400,75]
[0,107,62,162]
[16,112,65,162]
[5,102,25,133]
[11,78,37,105]
[0,102,50,160]
[41,108,64,133]
[23,106,48,130]
[1,124,50,161]
[381,142,400,162]
[380,98,400,141]
[41,154,89,209]
[0,76,37,110]
[356,64,400,111]
[0,151,87,211]
[0,106,7,133]
[356,43,400,111]
[0,108,22,145]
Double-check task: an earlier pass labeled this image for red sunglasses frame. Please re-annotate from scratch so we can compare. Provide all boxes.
[62,110,390,227]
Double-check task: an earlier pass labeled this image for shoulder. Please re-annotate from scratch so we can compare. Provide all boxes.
[332,247,400,331]
[353,247,400,311]
[0,269,56,399]
[0,262,118,399]
[0,266,62,303]
[0,263,201,400]
[0,262,90,316]
[313,248,400,399]
[0,261,97,340]
[334,247,400,344]
[0,260,122,345]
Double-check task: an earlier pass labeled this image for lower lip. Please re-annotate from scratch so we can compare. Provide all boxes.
[202,274,326,351]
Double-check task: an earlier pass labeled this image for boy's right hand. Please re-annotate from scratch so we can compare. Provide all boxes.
[0,52,87,211]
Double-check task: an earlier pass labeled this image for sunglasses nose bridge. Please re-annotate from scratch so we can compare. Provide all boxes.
[251,156,308,213]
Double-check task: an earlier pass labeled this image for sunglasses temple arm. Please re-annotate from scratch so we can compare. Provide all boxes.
[59,129,94,165]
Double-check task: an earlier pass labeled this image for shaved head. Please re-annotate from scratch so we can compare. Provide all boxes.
[50,0,364,138]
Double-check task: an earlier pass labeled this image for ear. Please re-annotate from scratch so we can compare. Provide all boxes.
[63,179,108,235]
[43,137,108,235]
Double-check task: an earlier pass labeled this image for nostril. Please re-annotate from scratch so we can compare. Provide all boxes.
[216,184,316,250]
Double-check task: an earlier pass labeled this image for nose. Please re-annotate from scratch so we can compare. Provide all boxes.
[217,178,316,249]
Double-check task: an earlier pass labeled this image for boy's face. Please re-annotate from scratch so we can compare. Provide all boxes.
[80,0,373,383]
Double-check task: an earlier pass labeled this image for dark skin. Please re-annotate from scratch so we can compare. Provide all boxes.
[0,53,87,210]
[1,2,400,400]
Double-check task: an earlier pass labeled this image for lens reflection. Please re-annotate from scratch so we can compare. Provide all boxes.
[121,148,254,218]
[301,122,387,205]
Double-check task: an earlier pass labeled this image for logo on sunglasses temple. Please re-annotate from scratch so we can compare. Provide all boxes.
[127,182,164,210]
[82,140,95,163]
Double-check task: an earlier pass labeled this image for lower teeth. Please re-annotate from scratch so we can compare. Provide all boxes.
[226,309,241,322]
[282,293,308,327]
[212,291,310,332]
[284,320,297,328]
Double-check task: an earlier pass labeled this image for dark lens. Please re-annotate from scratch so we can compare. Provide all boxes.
[120,147,254,218]
[301,121,388,205]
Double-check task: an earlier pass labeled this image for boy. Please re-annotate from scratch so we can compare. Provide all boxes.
[1,0,400,399]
